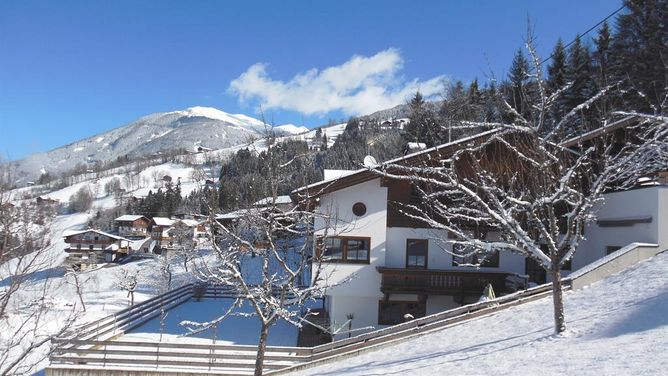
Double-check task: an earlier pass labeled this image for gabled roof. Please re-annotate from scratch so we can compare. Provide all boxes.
[152,217,175,227]
[561,116,638,148]
[115,215,150,222]
[292,116,645,200]
[62,229,129,241]
[253,195,293,207]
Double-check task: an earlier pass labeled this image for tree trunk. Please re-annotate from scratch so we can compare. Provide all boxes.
[254,322,270,376]
[550,260,566,334]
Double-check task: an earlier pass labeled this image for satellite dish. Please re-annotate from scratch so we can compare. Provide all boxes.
[363,155,378,168]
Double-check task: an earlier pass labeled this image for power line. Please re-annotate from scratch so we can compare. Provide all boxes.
[538,3,628,67]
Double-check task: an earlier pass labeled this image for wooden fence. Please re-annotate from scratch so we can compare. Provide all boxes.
[47,281,564,375]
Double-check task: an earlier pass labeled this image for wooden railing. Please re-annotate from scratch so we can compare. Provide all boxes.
[377,267,511,295]
[48,281,560,376]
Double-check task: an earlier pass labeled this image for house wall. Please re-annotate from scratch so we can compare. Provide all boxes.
[314,178,388,338]
[572,186,666,270]
[385,227,526,275]
[326,295,380,340]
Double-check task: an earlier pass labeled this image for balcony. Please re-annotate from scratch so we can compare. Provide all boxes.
[377,267,511,296]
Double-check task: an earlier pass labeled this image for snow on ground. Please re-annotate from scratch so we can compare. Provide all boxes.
[295,253,668,376]
[8,161,204,210]
[124,299,300,346]
[0,209,198,374]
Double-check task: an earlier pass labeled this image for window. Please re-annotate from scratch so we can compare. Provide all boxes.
[321,237,370,263]
[352,202,367,216]
[606,246,621,255]
[378,300,426,325]
[406,239,428,268]
[89,245,94,250]
[562,258,572,270]
[451,244,499,267]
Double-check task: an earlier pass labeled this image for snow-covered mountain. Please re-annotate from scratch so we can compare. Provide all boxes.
[8,107,306,182]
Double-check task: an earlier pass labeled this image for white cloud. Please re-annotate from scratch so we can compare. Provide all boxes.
[229,48,446,116]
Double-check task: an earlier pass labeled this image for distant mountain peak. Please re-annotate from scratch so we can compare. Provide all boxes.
[169,106,267,128]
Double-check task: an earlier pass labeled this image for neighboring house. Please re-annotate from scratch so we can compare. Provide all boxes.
[151,216,175,251]
[292,124,668,340]
[36,196,58,205]
[252,195,294,212]
[63,229,129,268]
[115,215,153,238]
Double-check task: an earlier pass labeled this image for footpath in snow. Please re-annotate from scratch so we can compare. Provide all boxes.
[295,252,668,376]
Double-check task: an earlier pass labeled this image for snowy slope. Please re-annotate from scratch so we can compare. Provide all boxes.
[8,106,306,183]
[296,253,668,376]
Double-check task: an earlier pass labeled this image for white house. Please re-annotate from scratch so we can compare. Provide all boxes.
[292,124,668,340]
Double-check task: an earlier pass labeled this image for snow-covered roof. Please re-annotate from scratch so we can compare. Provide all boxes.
[323,170,356,181]
[561,116,638,147]
[176,219,200,227]
[253,195,293,206]
[115,215,148,222]
[129,237,153,250]
[215,208,264,220]
[62,229,129,241]
[152,217,175,227]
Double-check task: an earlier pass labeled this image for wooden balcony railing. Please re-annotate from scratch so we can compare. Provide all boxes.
[377,267,510,296]
[64,239,116,245]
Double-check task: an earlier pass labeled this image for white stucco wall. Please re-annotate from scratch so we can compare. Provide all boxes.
[314,178,388,336]
[385,227,526,275]
[573,186,666,270]
[327,295,381,341]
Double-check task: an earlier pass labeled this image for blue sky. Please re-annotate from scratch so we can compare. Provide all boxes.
[0,0,621,160]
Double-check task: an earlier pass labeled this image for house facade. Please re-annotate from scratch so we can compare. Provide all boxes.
[115,215,153,238]
[293,126,668,340]
[63,229,129,268]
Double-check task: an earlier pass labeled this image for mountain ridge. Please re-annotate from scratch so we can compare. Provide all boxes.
[7,106,307,183]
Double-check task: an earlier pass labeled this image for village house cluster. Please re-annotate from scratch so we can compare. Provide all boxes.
[63,214,208,269]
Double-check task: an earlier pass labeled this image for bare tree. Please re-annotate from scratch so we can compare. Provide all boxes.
[0,161,75,375]
[183,146,341,376]
[170,221,196,272]
[376,42,668,334]
[116,267,139,306]
[65,266,92,312]
[69,186,93,213]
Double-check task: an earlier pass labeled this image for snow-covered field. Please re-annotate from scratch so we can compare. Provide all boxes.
[124,299,300,346]
[295,252,668,376]
[0,209,194,374]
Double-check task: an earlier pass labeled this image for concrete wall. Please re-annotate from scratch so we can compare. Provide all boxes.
[573,186,666,270]
[570,243,661,290]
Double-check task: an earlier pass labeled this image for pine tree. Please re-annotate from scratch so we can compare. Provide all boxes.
[593,22,612,89]
[547,38,569,125]
[564,36,595,134]
[404,92,442,147]
[611,0,668,112]
[547,38,567,93]
[507,48,531,118]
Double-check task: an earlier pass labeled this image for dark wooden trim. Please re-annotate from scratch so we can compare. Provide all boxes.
[597,216,652,227]
[377,267,509,296]
[405,239,428,269]
[318,236,371,264]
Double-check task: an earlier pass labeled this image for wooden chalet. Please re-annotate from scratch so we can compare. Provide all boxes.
[115,215,153,238]
[63,229,130,269]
